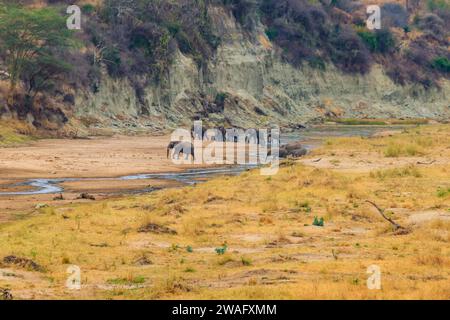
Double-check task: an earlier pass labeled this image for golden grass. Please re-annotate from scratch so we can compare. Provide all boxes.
[0,120,36,147]
[0,125,449,299]
[317,125,450,160]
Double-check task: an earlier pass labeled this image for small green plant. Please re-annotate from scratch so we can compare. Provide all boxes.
[241,256,252,266]
[384,143,401,157]
[312,216,324,227]
[82,4,96,14]
[437,187,450,198]
[215,243,228,255]
[186,245,193,253]
[107,276,146,285]
[184,267,196,273]
[291,201,312,213]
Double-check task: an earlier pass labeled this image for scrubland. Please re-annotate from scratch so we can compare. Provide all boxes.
[0,125,449,299]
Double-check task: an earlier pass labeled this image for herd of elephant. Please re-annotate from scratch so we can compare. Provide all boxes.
[167,127,308,161]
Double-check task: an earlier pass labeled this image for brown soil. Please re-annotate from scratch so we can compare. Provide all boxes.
[0,134,197,179]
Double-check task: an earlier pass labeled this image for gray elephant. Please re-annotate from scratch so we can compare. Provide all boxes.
[279,142,308,158]
[167,141,195,160]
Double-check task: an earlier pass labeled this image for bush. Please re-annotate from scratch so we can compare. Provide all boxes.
[358,29,396,54]
[381,3,408,28]
[330,27,371,74]
[307,56,326,70]
[215,92,228,108]
[375,29,396,54]
[437,187,450,198]
[427,0,450,11]
[357,30,378,52]
[417,13,446,39]
[265,27,279,40]
[103,47,122,77]
[82,4,96,15]
[431,57,450,73]
[215,244,228,255]
[313,216,324,227]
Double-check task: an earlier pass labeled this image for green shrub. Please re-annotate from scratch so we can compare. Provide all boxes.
[427,0,450,11]
[265,27,279,40]
[437,187,450,198]
[215,92,228,107]
[107,276,146,285]
[431,57,450,73]
[241,256,252,266]
[103,47,122,77]
[307,56,326,70]
[215,244,228,255]
[357,29,395,53]
[375,30,395,53]
[357,30,378,52]
[82,4,96,14]
[313,216,324,227]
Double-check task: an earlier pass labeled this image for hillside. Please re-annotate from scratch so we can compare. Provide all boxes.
[0,0,449,134]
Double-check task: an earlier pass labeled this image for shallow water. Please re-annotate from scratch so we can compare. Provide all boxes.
[0,125,405,196]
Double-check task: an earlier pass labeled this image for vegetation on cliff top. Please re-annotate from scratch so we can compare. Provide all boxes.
[0,0,448,128]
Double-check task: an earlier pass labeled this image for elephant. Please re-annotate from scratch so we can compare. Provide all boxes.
[167,141,195,160]
[279,142,308,158]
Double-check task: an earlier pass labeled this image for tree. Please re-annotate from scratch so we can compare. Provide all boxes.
[0,4,73,105]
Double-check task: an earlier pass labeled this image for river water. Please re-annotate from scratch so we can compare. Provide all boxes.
[0,125,404,196]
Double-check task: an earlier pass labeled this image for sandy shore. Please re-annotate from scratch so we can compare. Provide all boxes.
[0,135,203,220]
[0,134,198,179]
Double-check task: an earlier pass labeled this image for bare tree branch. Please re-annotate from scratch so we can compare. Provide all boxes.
[365,200,405,231]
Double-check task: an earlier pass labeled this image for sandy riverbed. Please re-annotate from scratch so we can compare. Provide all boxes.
[0,134,197,179]
[0,135,200,219]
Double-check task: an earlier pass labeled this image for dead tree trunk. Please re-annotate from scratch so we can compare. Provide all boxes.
[365,200,406,231]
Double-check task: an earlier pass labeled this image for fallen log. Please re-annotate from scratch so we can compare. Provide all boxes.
[365,200,406,231]
[416,160,436,165]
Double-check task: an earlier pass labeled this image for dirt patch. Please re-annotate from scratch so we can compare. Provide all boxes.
[2,256,43,272]
[138,223,177,235]
[408,211,450,224]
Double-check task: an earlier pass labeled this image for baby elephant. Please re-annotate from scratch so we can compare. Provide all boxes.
[167,141,195,160]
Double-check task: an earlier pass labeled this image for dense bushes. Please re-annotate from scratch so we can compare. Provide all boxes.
[4,0,449,101]
[357,29,396,54]
[381,3,408,28]
[86,0,220,81]
[431,57,450,73]
[256,0,371,73]
[329,27,371,74]
[416,13,447,40]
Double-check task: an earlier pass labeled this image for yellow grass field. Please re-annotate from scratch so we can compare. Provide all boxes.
[0,125,449,299]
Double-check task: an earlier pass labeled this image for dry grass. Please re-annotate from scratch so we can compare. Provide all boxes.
[0,120,36,147]
[0,125,449,299]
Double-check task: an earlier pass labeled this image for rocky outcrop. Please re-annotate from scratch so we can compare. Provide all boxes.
[75,5,450,131]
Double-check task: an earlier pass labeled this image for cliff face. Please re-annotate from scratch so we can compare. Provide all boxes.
[75,5,450,131]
